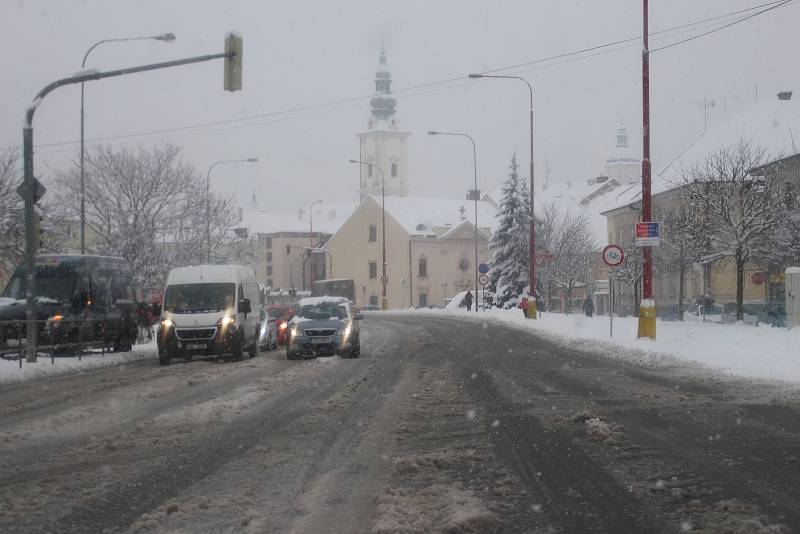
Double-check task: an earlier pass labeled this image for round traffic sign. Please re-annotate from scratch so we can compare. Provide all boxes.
[602,244,625,267]
[478,263,490,274]
[478,274,489,286]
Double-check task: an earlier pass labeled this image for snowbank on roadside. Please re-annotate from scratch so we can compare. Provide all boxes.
[412,308,800,384]
[0,342,157,384]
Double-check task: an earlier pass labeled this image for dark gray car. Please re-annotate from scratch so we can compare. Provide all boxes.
[286,297,362,359]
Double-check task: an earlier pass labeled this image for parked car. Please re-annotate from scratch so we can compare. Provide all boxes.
[157,265,260,365]
[684,303,724,323]
[267,305,293,345]
[286,296,362,359]
[1,255,137,357]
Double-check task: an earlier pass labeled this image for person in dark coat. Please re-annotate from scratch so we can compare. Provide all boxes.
[520,296,529,318]
[583,295,594,317]
[464,291,474,311]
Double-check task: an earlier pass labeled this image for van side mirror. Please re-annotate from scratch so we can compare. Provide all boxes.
[239,299,251,314]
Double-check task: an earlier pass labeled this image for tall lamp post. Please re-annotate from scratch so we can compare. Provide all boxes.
[428,131,479,312]
[205,158,258,263]
[80,33,176,254]
[308,199,322,286]
[468,73,537,319]
[349,159,388,310]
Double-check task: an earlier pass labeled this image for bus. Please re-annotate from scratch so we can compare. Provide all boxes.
[312,278,355,302]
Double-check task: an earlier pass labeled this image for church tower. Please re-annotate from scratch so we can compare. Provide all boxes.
[357,47,410,200]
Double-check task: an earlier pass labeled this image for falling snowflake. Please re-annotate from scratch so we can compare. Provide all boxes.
[470,373,477,380]
[680,521,693,531]
[492,419,500,427]
[466,409,476,420]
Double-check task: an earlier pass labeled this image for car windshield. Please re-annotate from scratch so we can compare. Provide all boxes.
[297,302,347,321]
[163,283,235,314]
[2,266,78,303]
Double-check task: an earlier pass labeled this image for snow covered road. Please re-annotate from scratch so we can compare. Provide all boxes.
[1,314,799,533]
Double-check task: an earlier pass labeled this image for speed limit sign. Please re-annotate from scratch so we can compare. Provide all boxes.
[478,274,489,285]
[602,244,625,267]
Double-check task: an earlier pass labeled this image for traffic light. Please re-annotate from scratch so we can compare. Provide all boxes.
[31,207,45,252]
[224,32,243,92]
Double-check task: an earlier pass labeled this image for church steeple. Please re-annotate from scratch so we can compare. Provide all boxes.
[369,47,397,123]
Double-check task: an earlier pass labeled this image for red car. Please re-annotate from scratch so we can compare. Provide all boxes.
[268,305,294,345]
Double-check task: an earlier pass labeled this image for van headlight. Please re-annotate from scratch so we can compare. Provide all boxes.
[342,324,351,340]
[221,315,235,327]
[161,318,173,329]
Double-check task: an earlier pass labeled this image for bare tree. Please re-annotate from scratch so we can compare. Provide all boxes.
[0,147,23,284]
[550,210,596,313]
[654,203,703,319]
[54,144,238,295]
[611,239,643,317]
[677,138,780,320]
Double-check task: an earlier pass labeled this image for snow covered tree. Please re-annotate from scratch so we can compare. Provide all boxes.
[550,210,596,313]
[677,138,781,321]
[54,144,238,295]
[0,147,23,284]
[487,153,530,308]
[611,238,643,317]
[654,203,703,319]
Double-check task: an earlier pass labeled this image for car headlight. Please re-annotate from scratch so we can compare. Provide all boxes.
[48,313,64,323]
[342,324,351,340]
[279,321,288,330]
[290,326,299,338]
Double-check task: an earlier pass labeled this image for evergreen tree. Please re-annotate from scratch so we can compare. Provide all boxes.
[487,153,530,308]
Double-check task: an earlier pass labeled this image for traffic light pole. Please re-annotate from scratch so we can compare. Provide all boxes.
[21,50,234,362]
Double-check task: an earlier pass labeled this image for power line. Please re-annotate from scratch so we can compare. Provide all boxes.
[651,0,794,53]
[28,0,795,154]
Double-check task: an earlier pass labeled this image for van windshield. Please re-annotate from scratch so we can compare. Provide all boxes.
[163,283,235,314]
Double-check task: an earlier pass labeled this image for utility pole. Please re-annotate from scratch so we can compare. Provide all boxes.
[638,0,656,339]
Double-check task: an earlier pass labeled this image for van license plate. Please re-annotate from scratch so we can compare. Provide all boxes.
[311,338,332,344]
[187,343,206,350]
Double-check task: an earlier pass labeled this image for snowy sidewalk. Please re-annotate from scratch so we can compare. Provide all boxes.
[0,342,157,384]
[411,308,800,384]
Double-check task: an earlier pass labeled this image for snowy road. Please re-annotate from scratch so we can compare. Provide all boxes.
[1,314,799,533]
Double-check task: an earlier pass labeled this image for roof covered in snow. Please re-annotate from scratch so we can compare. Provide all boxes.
[375,196,498,237]
[238,202,358,235]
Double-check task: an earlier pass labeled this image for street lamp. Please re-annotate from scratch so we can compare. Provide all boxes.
[205,158,258,263]
[349,158,388,310]
[309,199,323,286]
[80,33,176,254]
[428,131,479,313]
[468,73,537,319]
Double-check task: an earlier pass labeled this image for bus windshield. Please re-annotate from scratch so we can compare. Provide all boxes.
[2,265,79,304]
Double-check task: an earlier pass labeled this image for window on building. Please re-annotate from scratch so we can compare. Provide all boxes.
[267,266,273,276]
[265,236,272,249]
[369,224,377,242]
[391,162,398,177]
[266,278,273,288]
[458,257,469,272]
[266,252,273,262]
[369,261,377,279]
[369,295,379,306]
[418,257,428,278]
[419,293,428,307]
[368,164,373,178]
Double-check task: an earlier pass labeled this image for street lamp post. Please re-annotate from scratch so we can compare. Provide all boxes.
[309,199,322,286]
[468,73,537,319]
[428,131,479,312]
[349,159,387,310]
[80,33,176,254]
[205,158,258,263]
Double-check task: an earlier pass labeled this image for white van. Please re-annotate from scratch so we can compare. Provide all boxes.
[157,265,261,365]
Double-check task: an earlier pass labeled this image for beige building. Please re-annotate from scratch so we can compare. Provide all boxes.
[324,196,495,308]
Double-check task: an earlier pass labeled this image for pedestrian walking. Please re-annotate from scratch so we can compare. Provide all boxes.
[583,295,594,318]
[464,291,473,311]
[520,296,529,318]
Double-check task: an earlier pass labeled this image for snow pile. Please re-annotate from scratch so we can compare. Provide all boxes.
[411,308,800,383]
[0,342,157,383]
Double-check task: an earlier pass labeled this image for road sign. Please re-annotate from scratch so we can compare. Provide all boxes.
[380,274,389,285]
[536,252,555,264]
[478,263,490,274]
[635,221,660,246]
[16,177,47,204]
[478,274,489,285]
[601,244,625,267]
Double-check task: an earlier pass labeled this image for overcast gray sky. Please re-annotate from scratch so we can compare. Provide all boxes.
[2,0,799,212]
